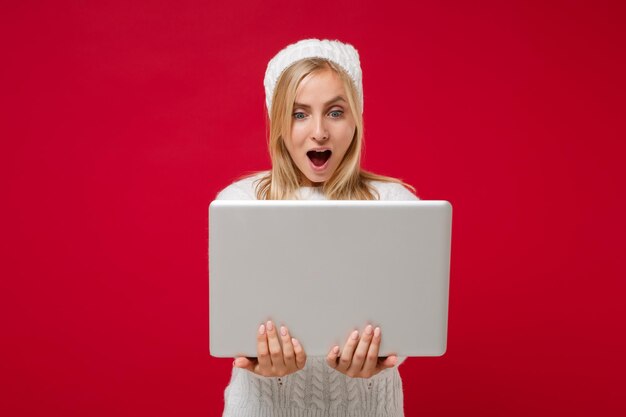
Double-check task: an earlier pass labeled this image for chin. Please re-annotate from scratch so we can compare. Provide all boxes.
[302,171,330,185]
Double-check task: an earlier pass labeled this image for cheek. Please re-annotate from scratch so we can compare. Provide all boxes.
[337,125,356,148]
[282,136,301,163]
[290,124,307,145]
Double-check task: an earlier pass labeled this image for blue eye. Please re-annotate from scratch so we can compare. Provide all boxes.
[293,112,306,120]
[329,110,343,118]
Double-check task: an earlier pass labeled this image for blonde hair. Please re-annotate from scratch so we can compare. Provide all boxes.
[253,58,415,200]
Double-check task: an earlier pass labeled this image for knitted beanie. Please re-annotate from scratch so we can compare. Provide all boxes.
[263,38,363,115]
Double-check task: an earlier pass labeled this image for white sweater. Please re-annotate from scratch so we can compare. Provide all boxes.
[216,172,419,417]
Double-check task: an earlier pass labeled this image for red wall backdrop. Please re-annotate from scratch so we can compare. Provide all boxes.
[2,0,625,416]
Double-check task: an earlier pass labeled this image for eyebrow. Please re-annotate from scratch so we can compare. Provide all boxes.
[293,96,347,109]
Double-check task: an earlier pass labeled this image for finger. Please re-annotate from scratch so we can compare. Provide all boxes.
[292,338,307,369]
[326,345,340,369]
[233,356,258,373]
[280,326,296,369]
[348,324,374,373]
[337,330,360,372]
[266,320,285,369]
[378,355,398,370]
[256,323,271,369]
[362,326,381,376]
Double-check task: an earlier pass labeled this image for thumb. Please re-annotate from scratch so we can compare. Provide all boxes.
[379,355,398,369]
[326,345,340,369]
[233,357,257,372]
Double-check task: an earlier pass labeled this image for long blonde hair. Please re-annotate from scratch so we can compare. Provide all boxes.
[253,58,414,200]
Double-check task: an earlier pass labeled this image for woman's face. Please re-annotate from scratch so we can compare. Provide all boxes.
[284,68,356,186]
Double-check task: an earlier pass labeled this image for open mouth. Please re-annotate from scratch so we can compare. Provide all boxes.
[306,150,332,167]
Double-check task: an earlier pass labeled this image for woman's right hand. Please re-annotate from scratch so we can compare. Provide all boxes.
[233,320,307,377]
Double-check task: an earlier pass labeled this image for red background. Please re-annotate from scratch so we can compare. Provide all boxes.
[2,1,625,416]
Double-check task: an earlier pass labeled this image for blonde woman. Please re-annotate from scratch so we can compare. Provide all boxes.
[217,39,418,417]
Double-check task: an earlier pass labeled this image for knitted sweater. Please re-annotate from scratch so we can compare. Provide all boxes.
[216,172,419,417]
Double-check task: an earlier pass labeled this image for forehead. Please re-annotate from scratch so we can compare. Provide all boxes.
[295,68,346,102]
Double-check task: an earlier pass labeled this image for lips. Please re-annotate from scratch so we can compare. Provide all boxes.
[306,150,332,167]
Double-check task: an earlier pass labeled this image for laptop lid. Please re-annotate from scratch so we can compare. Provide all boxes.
[209,200,452,357]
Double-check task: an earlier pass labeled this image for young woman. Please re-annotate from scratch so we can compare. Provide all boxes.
[217,38,418,417]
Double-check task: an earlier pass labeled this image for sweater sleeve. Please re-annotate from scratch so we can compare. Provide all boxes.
[215,174,262,200]
[385,182,420,201]
[215,184,252,200]
[369,181,419,201]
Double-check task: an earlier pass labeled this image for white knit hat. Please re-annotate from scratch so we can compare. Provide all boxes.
[263,38,363,115]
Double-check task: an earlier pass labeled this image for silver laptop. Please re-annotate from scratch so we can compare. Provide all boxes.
[209,200,452,357]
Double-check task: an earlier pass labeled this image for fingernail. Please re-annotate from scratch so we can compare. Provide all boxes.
[266,320,273,331]
[292,338,299,347]
[365,325,373,335]
[351,330,359,340]
[259,324,266,335]
[333,346,340,354]
[374,327,381,337]
[280,326,287,336]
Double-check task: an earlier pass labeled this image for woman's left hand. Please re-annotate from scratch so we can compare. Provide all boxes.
[326,324,397,378]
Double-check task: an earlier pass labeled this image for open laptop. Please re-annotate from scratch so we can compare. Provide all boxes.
[209,200,452,357]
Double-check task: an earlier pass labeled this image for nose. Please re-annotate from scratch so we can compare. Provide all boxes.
[311,115,329,142]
